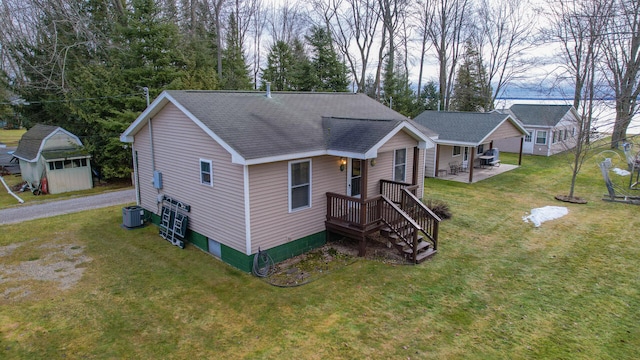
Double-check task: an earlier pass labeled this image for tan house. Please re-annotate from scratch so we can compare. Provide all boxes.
[494,104,581,156]
[120,90,441,272]
[413,111,528,183]
[12,124,93,194]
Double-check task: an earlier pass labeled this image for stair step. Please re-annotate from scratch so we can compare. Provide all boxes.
[414,248,437,263]
[402,240,431,254]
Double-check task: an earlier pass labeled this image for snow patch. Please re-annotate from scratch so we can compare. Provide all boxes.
[523,206,569,227]
[613,168,631,176]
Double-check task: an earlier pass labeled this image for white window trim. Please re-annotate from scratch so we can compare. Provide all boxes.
[288,159,312,212]
[393,148,407,183]
[200,158,213,187]
[452,146,461,157]
[535,130,547,145]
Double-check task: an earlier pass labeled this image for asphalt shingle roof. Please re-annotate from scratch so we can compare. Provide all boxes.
[13,124,60,162]
[412,111,512,144]
[163,91,419,160]
[507,104,572,127]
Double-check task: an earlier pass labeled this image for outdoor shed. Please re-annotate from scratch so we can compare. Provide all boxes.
[413,111,528,183]
[120,90,441,272]
[12,124,93,194]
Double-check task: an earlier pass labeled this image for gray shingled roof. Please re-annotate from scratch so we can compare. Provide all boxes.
[412,111,513,144]
[507,104,572,127]
[161,91,424,160]
[13,124,60,162]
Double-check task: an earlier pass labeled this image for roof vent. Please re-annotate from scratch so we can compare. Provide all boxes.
[266,82,272,98]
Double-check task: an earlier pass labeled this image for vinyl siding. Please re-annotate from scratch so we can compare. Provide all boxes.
[134,103,247,254]
[494,136,523,153]
[248,155,344,253]
[485,121,524,143]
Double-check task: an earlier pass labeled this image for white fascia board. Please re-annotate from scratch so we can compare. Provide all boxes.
[119,91,249,165]
[434,140,478,147]
[242,150,327,165]
[364,122,435,159]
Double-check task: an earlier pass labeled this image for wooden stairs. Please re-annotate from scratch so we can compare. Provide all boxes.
[380,225,437,264]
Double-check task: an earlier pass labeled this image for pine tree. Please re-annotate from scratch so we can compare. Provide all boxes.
[221,12,252,90]
[381,53,416,117]
[305,26,349,92]
[261,41,295,91]
[451,39,493,112]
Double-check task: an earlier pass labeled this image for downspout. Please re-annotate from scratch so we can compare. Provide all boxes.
[132,146,140,205]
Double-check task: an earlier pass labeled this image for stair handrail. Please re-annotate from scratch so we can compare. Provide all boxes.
[379,195,422,262]
[400,189,440,250]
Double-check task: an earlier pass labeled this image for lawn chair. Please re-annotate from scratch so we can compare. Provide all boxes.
[449,162,460,175]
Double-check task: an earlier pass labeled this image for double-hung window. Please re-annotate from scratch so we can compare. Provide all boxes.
[394,149,407,182]
[452,146,461,156]
[200,159,213,186]
[536,131,547,145]
[289,160,311,211]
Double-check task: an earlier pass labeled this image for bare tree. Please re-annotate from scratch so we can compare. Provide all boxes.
[414,0,434,99]
[249,0,268,88]
[425,0,471,110]
[266,1,308,45]
[474,0,536,108]
[313,0,381,93]
[602,0,640,148]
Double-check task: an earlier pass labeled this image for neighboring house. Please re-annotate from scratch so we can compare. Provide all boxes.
[413,111,528,183]
[12,124,93,194]
[494,104,581,156]
[120,90,441,272]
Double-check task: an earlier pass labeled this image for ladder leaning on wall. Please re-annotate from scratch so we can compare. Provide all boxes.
[159,195,190,249]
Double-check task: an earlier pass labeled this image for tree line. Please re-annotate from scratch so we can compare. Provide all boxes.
[0,0,639,180]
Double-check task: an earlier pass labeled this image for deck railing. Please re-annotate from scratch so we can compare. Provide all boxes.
[380,179,418,204]
[400,189,440,250]
[325,192,382,229]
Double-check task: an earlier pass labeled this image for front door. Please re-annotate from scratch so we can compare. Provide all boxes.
[523,131,534,154]
[347,159,362,197]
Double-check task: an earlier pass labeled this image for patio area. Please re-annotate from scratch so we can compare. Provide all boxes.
[436,163,519,183]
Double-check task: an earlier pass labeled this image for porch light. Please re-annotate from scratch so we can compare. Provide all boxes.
[340,157,347,171]
[370,158,377,167]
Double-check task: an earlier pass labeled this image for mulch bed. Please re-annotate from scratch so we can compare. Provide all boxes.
[264,235,411,287]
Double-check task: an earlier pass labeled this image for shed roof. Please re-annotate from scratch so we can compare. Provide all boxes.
[13,124,83,162]
[507,104,574,127]
[412,111,526,145]
[121,91,435,164]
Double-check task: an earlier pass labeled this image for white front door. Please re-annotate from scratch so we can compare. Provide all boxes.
[347,159,362,197]
[523,131,534,154]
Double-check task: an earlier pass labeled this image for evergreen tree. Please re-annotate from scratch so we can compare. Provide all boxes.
[261,41,295,91]
[381,53,416,117]
[451,39,493,112]
[419,81,441,111]
[221,12,252,90]
[305,26,349,92]
[289,38,314,91]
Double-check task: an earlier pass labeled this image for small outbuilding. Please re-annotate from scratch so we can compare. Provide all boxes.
[12,124,93,194]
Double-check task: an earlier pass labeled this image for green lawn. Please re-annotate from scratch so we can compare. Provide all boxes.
[0,149,638,359]
[0,128,26,147]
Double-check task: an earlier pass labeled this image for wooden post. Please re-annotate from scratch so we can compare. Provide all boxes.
[412,146,419,185]
[518,138,524,165]
[469,147,476,183]
[435,144,441,177]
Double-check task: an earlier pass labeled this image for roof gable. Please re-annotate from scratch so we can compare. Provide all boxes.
[412,111,527,145]
[507,104,575,127]
[13,124,83,162]
[122,91,434,164]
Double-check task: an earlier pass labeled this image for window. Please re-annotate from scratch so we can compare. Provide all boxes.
[289,160,311,211]
[564,129,569,140]
[452,146,461,156]
[394,149,406,182]
[536,131,547,145]
[200,159,213,186]
[525,131,532,142]
[477,144,485,155]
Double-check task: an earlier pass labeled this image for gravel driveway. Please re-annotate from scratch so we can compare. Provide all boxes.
[0,189,136,225]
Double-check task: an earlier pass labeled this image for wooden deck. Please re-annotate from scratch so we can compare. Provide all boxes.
[325,180,440,263]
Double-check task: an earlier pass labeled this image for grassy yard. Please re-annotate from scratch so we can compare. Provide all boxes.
[0,148,638,359]
[0,128,26,147]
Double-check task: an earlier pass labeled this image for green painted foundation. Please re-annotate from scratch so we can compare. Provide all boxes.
[145,209,326,273]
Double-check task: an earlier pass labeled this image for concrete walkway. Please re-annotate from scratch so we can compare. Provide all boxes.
[0,189,136,225]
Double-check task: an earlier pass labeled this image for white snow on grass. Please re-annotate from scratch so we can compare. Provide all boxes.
[613,167,631,176]
[523,206,569,227]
